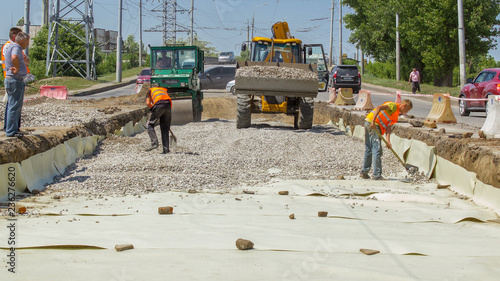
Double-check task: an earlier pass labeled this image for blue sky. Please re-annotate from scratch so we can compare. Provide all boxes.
[2,0,500,63]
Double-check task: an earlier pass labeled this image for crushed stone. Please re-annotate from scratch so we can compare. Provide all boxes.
[236,65,317,81]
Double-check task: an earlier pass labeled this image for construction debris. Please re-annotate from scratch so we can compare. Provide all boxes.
[235,239,254,250]
[115,244,134,252]
[318,211,328,217]
[158,206,174,214]
[360,249,380,255]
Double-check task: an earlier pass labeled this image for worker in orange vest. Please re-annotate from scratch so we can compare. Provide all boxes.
[360,99,413,180]
[2,27,30,132]
[145,87,172,154]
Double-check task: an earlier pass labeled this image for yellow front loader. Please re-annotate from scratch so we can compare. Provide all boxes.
[236,22,329,129]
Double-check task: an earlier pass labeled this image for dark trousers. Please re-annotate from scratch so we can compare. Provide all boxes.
[147,102,171,152]
[411,81,420,94]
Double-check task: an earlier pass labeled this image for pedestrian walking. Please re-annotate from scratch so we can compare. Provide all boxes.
[360,99,413,180]
[4,32,30,138]
[144,86,172,154]
[408,68,421,94]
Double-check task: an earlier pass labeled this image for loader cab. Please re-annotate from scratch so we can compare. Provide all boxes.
[304,44,329,92]
[250,37,302,63]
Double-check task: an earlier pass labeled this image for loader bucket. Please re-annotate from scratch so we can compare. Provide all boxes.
[235,61,319,97]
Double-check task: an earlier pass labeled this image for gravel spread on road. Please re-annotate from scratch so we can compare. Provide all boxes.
[45,119,429,198]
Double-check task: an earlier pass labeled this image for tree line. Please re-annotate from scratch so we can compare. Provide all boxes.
[343,0,500,86]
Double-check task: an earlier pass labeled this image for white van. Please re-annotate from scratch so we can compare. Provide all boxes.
[218,51,235,64]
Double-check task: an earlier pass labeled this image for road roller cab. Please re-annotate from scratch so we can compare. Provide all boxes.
[150,46,204,121]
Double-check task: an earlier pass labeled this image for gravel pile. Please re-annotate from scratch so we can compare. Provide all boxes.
[236,65,317,81]
[45,120,424,198]
[20,102,108,127]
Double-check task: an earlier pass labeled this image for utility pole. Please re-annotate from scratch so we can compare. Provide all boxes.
[42,0,49,26]
[116,0,123,82]
[339,2,342,65]
[190,0,194,45]
[24,0,30,55]
[251,17,255,39]
[361,51,365,74]
[329,0,334,66]
[396,13,400,81]
[139,0,142,67]
[457,0,466,87]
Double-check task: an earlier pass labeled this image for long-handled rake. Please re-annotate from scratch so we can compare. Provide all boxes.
[374,129,419,175]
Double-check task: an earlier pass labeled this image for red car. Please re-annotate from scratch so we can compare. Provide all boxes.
[136,68,151,85]
[459,68,500,116]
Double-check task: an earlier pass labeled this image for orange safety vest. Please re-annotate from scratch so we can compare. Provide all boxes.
[365,101,400,135]
[148,87,172,107]
[2,41,30,78]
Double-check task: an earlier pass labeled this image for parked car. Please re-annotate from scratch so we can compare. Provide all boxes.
[218,51,235,64]
[459,68,500,116]
[136,68,151,85]
[199,66,236,90]
[329,65,361,93]
[226,80,235,95]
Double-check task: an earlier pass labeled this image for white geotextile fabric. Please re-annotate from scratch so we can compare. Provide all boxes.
[1,180,500,280]
[404,138,437,179]
[435,156,477,198]
[0,163,26,198]
[0,136,101,200]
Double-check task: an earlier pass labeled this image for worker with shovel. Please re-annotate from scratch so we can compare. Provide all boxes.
[360,99,413,180]
[145,87,172,154]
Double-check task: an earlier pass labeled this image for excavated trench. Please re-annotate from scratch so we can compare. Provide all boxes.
[1,95,499,188]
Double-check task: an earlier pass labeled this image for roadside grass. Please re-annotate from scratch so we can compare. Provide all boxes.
[362,73,461,97]
[22,67,143,96]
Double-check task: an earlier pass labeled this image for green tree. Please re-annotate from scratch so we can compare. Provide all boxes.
[123,34,139,69]
[236,50,249,61]
[16,17,24,26]
[344,0,500,87]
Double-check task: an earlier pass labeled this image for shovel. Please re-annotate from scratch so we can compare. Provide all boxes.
[169,129,177,150]
[374,129,419,175]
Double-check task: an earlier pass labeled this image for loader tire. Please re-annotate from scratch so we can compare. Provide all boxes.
[297,97,314,129]
[237,94,252,128]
